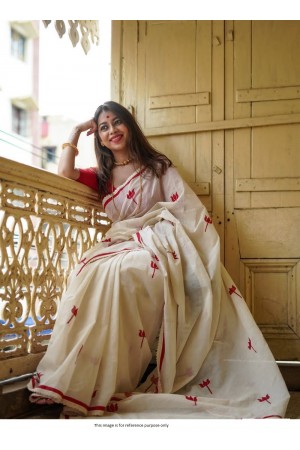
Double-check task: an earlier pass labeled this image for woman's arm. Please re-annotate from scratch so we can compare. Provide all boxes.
[58,119,97,180]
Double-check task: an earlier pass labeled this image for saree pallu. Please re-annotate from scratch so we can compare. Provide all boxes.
[28,167,290,418]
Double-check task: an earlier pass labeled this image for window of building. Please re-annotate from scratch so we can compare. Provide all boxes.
[44,146,57,163]
[11,27,26,61]
[12,105,28,136]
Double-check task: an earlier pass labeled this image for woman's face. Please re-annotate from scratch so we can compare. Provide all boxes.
[97,110,130,155]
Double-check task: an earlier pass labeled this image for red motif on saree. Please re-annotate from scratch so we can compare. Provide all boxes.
[151,261,159,278]
[168,250,179,260]
[258,394,271,404]
[229,285,243,298]
[204,215,212,231]
[185,395,198,406]
[248,338,257,353]
[199,378,213,394]
[127,189,138,204]
[170,192,179,202]
[139,329,146,347]
[67,306,78,324]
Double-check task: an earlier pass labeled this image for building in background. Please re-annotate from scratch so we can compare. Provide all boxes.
[0,19,110,172]
[40,114,96,174]
[0,21,41,166]
[37,19,109,173]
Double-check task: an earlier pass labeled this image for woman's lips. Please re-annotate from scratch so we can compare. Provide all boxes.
[110,134,123,143]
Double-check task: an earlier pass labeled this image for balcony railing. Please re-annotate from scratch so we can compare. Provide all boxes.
[0,157,111,381]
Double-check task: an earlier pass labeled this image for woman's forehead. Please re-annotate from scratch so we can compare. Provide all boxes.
[98,110,115,122]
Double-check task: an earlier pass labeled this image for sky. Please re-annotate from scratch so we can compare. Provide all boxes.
[39,20,111,122]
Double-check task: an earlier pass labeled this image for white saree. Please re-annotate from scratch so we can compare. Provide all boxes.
[28,167,290,419]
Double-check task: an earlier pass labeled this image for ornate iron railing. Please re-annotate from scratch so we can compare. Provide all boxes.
[0,157,110,381]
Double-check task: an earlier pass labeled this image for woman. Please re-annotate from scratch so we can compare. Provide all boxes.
[28,101,290,419]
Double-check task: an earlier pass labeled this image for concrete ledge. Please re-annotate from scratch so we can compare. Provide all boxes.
[0,382,62,419]
[278,364,300,391]
[0,383,38,419]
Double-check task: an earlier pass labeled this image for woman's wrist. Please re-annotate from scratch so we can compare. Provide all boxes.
[68,120,96,143]
[74,125,83,135]
[67,126,82,144]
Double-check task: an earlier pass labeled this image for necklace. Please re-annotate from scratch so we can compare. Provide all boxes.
[114,158,132,166]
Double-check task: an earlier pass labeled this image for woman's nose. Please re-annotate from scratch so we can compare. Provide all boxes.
[109,123,117,134]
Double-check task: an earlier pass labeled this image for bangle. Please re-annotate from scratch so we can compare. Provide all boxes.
[62,143,79,156]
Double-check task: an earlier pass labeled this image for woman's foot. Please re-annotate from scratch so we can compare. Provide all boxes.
[29,394,55,405]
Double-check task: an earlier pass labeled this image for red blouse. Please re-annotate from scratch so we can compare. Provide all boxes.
[77,168,99,192]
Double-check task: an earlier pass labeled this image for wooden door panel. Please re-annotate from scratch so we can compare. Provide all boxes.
[231,20,300,360]
[252,21,300,88]
[136,20,216,215]
[144,21,198,129]
[240,259,300,360]
[235,208,300,258]
[148,134,196,182]
[252,125,300,178]
[114,19,300,360]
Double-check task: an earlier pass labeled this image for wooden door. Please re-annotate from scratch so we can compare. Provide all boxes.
[225,20,300,360]
[112,20,225,256]
[111,20,300,361]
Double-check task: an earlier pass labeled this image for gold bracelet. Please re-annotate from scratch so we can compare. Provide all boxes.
[62,142,79,156]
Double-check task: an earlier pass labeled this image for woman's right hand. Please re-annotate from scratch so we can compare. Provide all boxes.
[75,119,98,137]
[58,119,97,180]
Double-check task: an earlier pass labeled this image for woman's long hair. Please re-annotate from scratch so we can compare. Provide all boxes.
[93,101,172,198]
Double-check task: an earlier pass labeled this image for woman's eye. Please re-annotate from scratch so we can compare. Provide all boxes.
[100,125,108,132]
[114,119,122,126]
